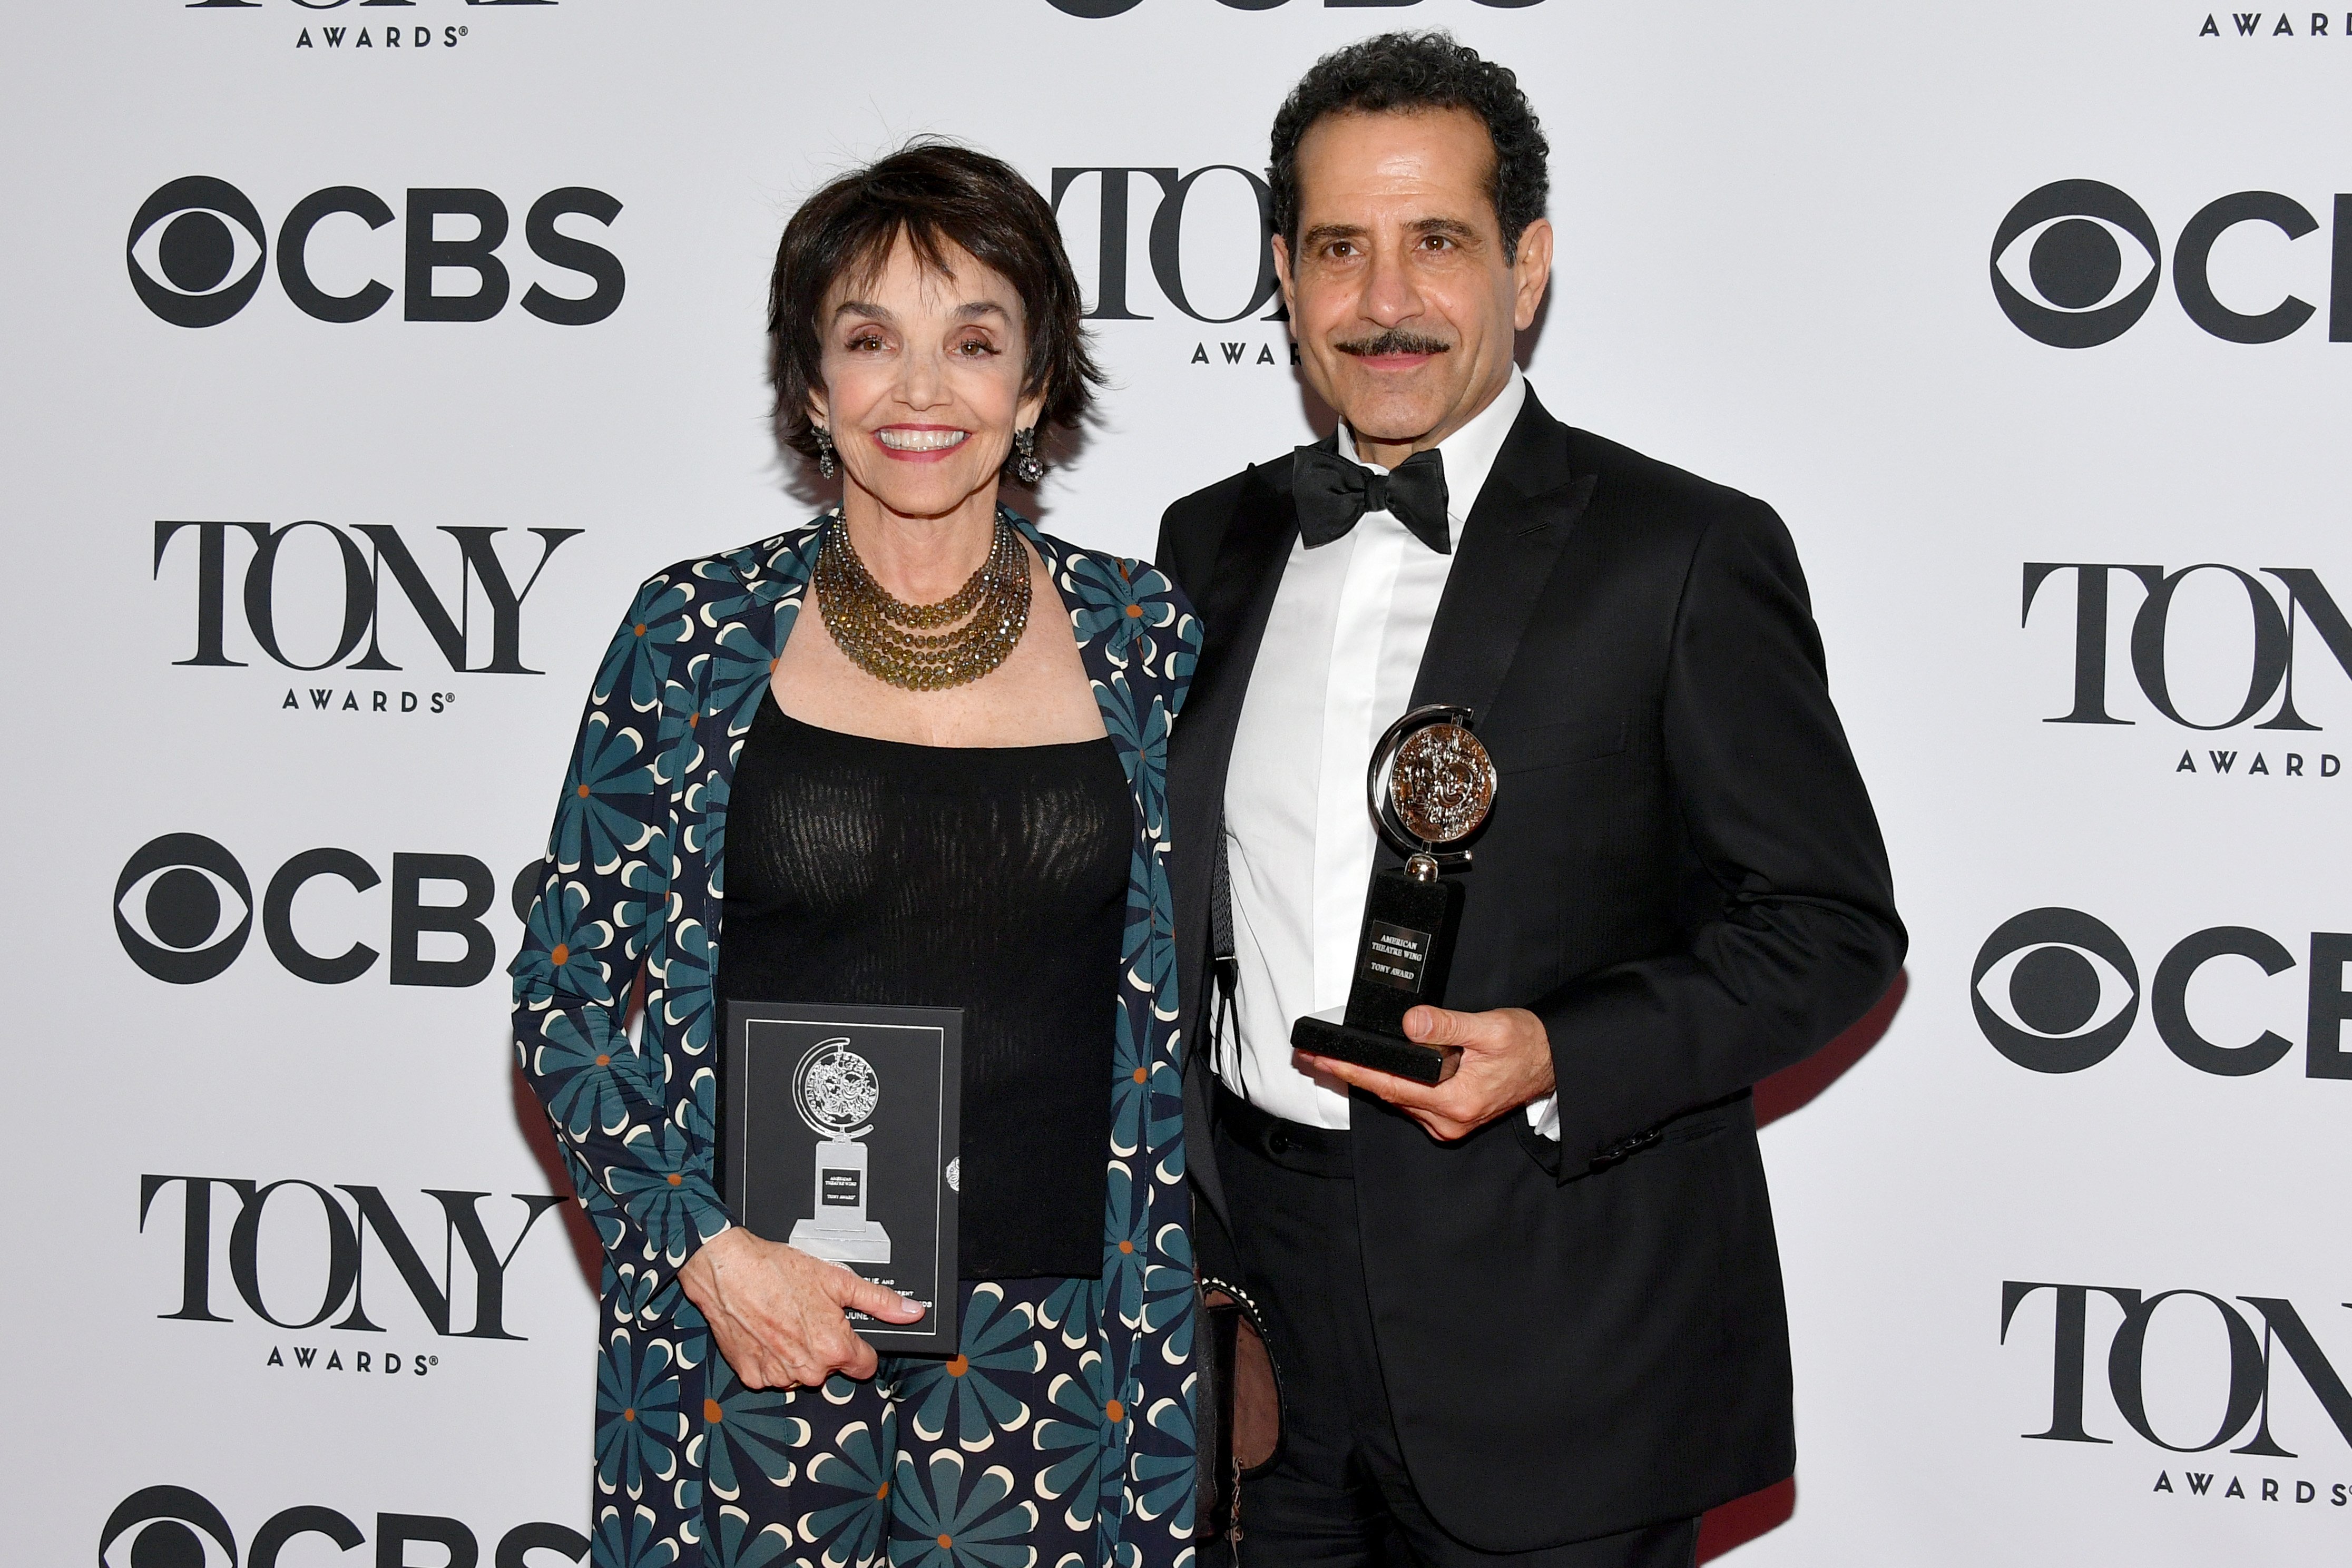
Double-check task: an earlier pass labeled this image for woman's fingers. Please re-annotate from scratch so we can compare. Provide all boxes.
[835,1335,882,1383]
[677,1232,904,1389]
[831,1267,927,1323]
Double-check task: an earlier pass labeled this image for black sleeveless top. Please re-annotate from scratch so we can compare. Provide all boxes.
[716,689,1129,1280]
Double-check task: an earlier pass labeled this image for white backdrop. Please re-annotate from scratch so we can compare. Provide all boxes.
[7,2,2350,1563]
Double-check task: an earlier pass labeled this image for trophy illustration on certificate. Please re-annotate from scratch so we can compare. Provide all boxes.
[1292,704,1498,1085]
[787,1037,894,1263]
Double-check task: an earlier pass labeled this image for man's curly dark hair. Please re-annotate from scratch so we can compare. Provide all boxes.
[1270,31,1550,262]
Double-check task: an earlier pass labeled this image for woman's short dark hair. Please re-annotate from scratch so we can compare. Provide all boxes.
[1270,31,1550,262]
[768,140,1102,481]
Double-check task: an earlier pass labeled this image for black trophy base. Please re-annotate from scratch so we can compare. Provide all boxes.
[1292,1012,1462,1085]
[1286,864,1465,1085]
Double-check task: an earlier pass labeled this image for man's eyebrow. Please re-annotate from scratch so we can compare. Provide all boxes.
[1301,222,1369,248]
[1299,217,1485,247]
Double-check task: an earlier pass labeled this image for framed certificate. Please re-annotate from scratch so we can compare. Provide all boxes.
[722,1001,962,1355]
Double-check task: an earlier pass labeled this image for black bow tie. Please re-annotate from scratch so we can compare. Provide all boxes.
[1293,444,1451,555]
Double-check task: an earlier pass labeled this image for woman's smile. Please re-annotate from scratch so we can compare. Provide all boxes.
[872,424,970,460]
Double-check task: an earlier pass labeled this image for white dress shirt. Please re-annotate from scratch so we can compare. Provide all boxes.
[1219,366,1559,1138]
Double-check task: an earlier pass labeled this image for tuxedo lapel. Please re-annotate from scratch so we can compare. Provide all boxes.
[1175,460,1305,785]
[1409,390,1596,722]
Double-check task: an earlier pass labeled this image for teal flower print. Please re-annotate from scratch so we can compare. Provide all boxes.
[706,622,780,733]
[1094,677,1165,835]
[895,1285,1044,1453]
[1032,1350,1124,1530]
[609,1266,694,1339]
[890,1451,1040,1568]
[1131,1387,1197,1532]
[535,1008,659,1139]
[1162,599,1200,688]
[1035,1279,1100,1360]
[676,1062,718,1145]
[799,1413,898,1568]
[1147,1050,1185,1187]
[609,838,671,951]
[667,1293,707,1346]
[592,1504,679,1568]
[613,1262,659,1326]
[1120,865,1177,1017]
[513,876,614,1006]
[564,1145,628,1252]
[698,1354,811,1498]
[657,919,717,1059]
[1109,1007,1149,1159]
[1140,1222,1194,1366]
[1110,1008,1184,1167]
[700,535,809,624]
[655,674,709,790]
[596,577,696,713]
[598,1332,683,1496]
[1064,553,1176,670]
[554,712,658,873]
[609,1122,725,1262]
[707,1505,795,1568]
[683,768,729,896]
[1103,1164,1151,1328]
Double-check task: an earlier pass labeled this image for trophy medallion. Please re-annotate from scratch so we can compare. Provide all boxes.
[1291,705,1498,1085]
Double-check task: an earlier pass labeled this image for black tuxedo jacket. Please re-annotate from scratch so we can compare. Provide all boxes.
[1157,389,1904,1552]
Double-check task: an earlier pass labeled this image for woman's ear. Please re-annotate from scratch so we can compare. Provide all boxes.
[807,386,832,430]
[1016,386,1047,434]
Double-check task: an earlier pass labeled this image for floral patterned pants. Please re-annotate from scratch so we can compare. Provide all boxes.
[700,1278,1120,1568]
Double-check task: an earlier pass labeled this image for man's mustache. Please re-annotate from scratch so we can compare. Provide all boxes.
[1332,329,1453,358]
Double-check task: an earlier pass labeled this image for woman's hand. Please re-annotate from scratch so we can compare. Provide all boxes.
[675,1227,928,1389]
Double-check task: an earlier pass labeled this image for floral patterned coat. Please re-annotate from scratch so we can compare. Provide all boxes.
[509,511,1202,1568]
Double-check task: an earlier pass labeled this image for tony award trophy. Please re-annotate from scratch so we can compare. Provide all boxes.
[786,1037,894,1264]
[1291,704,1497,1085]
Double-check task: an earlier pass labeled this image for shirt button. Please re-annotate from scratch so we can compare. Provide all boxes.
[1268,1130,1291,1155]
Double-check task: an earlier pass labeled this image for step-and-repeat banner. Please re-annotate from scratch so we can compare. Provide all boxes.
[6,2,2346,1563]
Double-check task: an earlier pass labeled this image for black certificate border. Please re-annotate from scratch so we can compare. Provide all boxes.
[723,999,963,1356]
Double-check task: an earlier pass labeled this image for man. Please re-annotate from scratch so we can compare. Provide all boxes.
[1158,32,1905,1568]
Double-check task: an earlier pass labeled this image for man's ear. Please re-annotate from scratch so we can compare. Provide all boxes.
[1272,233,1299,325]
[1510,218,1554,332]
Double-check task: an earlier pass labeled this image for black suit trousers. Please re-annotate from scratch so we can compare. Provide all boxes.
[1217,1091,1701,1568]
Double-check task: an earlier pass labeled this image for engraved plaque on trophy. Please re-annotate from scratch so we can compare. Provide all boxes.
[724,1002,962,1354]
[1291,704,1498,1086]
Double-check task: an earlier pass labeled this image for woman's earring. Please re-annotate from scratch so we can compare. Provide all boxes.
[1012,426,1045,487]
[813,425,838,480]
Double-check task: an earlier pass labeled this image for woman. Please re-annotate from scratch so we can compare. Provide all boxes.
[511,142,1200,1568]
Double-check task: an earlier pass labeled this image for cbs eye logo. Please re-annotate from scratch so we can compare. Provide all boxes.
[113,832,253,985]
[1993,177,2349,347]
[126,175,625,329]
[1990,180,2163,349]
[1971,906,2140,1073]
[100,1486,236,1568]
[126,177,268,330]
